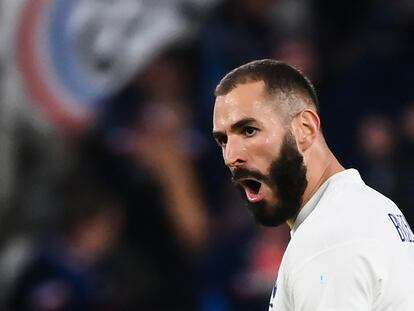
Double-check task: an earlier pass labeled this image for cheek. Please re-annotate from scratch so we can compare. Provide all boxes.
[248,138,280,171]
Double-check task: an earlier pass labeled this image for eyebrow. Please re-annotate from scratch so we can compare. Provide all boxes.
[230,117,256,132]
[212,117,257,139]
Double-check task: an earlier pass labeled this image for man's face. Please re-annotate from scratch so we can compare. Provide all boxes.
[213,81,307,226]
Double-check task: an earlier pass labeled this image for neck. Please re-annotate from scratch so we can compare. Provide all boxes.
[287,142,344,229]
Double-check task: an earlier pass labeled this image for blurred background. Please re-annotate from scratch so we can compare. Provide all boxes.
[0,0,413,310]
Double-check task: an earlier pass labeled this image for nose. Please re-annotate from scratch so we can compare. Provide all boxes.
[224,135,247,168]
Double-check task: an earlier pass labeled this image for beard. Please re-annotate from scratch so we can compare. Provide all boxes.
[233,131,308,227]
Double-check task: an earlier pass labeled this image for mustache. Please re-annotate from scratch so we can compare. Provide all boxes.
[231,167,271,184]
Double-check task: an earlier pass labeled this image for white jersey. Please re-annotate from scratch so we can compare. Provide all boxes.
[269,169,414,311]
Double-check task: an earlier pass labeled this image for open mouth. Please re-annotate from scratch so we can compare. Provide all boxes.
[239,178,264,202]
[241,179,262,194]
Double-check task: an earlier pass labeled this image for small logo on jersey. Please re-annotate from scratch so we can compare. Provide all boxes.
[388,213,414,243]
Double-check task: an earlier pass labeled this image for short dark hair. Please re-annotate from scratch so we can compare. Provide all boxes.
[215,59,319,114]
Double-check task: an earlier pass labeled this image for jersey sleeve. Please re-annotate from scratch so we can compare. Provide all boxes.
[288,240,387,311]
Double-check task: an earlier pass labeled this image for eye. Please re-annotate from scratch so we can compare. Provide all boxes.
[243,126,257,137]
[215,135,227,148]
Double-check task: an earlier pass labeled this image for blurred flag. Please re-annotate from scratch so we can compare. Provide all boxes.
[14,0,218,131]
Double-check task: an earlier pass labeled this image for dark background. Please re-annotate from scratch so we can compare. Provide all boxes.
[0,0,413,310]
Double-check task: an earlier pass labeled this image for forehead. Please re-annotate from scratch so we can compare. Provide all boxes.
[213,81,282,129]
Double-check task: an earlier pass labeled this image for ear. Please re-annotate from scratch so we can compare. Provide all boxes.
[291,109,321,152]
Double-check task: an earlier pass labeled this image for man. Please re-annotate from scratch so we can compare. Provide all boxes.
[212,59,414,310]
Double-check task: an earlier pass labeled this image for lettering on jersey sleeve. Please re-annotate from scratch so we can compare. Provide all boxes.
[388,213,414,243]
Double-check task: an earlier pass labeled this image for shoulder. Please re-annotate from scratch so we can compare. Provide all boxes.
[285,172,408,269]
[310,173,401,237]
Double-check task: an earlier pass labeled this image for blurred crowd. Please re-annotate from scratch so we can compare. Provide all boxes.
[0,0,413,310]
